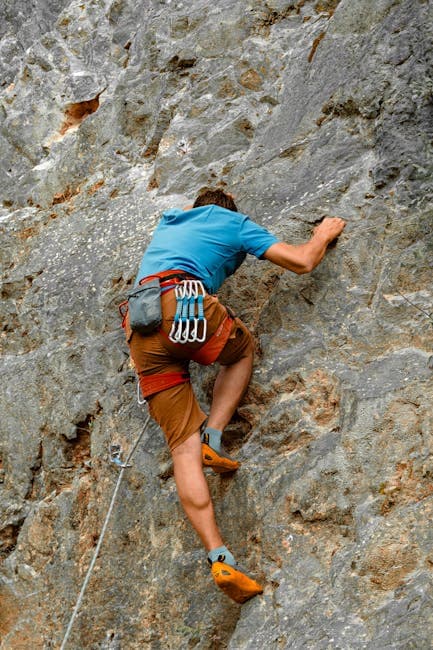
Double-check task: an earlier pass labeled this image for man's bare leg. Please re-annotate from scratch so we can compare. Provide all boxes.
[207,346,254,431]
[171,428,264,603]
[171,345,254,538]
[172,431,223,550]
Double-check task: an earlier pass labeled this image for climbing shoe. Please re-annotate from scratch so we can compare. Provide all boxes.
[202,442,240,473]
[211,561,263,604]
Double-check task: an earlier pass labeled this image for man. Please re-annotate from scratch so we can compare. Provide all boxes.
[123,187,345,603]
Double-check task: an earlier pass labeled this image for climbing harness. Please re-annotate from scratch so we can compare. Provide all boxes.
[168,280,207,344]
[60,387,150,650]
[124,274,209,345]
[136,310,234,399]
[120,270,236,399]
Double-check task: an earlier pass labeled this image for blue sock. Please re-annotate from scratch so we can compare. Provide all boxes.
[208,545,236,567]
[201,427,222,453]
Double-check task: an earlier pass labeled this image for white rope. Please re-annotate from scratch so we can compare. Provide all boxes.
[60,409,151,649]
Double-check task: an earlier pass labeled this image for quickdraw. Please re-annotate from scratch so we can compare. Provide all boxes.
[168,280,207,344]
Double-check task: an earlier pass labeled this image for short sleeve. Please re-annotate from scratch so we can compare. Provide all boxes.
[238,216,280,258]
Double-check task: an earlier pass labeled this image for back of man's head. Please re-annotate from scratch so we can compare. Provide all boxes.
[193,187,238,212]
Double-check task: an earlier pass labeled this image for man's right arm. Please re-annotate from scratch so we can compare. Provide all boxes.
[263,217,346,274]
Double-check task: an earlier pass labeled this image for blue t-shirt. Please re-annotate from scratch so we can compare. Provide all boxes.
[135,204,279,293]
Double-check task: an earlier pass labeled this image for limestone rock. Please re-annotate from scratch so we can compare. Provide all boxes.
[1,0,433,648]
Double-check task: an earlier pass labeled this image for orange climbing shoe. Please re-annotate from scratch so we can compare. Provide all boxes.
[211,561,263,604]
[202,443,240,473]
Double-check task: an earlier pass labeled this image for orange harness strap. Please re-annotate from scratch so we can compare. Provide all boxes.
[138,371,190,399]
[188,314,233,365]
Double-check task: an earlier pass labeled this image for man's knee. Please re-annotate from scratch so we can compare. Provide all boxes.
[216,323,254,366]
[225,337,254,368]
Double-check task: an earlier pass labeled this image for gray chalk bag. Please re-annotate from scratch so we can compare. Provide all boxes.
[127,278,162,335]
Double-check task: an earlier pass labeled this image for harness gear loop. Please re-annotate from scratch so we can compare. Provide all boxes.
[137,381,146,405]
[168,283,186,341]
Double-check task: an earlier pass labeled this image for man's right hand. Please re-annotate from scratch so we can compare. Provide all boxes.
[264,216,346,274]
[313,217,346,243]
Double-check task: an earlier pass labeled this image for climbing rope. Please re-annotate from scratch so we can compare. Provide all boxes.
[60,394,150,649]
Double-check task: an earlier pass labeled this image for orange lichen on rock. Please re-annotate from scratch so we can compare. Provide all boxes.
[239,69,263,91]
[308,31,326,63]
[59,96,100,136]
[315,0,341,16]
[52,185,80,205]
[0,587,21,639]
[380,461,433,515]
[364,542,418,590]
[87,179,105,195]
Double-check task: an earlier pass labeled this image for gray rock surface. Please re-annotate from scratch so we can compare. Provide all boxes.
[1,0,433,648]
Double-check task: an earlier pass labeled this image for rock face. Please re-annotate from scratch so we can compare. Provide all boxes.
[1,0,433,647]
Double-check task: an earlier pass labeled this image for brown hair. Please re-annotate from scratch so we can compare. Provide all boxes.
[193,187,238,212]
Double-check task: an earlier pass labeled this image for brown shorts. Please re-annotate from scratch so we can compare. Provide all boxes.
[126,289,253,451]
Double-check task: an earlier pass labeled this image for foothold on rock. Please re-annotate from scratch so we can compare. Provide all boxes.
[59,96,100,136]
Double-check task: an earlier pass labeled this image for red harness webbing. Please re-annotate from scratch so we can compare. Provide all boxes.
[138,269,193,286]
[138,371,190,399]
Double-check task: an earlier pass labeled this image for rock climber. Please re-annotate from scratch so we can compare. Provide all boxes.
[122,187,345,603]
